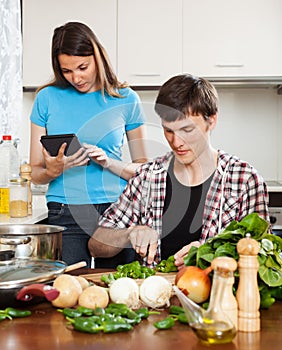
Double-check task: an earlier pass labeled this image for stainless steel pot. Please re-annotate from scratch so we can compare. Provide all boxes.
[0,224,65,261]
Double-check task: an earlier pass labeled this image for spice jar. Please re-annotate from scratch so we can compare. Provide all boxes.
[9,178,28,218]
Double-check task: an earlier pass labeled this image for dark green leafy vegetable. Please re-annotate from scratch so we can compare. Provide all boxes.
[183,213,282,309]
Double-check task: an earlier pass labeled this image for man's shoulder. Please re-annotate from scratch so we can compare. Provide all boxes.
[136,152,173,173]
[218,150,262,177]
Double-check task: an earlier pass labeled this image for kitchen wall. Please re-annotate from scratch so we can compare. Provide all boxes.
[20,86,282,182]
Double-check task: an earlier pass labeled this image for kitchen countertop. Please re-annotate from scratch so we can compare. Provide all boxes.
[0,267,281,350]
[0,194,47,225]
[266,181,282,192]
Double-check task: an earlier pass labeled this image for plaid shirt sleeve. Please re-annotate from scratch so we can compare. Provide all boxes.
[98,169,149,228]
[201,151,269,241]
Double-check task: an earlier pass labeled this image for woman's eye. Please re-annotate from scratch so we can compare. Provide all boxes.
[80,66,87,71]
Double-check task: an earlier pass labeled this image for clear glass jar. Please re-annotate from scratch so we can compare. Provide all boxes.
[9,178,28,218]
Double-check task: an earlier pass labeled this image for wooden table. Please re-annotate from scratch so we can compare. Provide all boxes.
[1,269,282,350]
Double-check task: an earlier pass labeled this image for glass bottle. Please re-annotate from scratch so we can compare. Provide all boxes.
[191,260,237,345]
[174,257,237,345]
[9,178,28,218]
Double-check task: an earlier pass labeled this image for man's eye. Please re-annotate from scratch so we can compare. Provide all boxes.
[183,128,194,133]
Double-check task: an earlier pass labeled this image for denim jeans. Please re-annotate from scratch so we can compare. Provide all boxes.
[47,202,136,268]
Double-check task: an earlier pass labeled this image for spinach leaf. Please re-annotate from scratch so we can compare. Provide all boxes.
[183,213,282,309]
[258,265,282,287]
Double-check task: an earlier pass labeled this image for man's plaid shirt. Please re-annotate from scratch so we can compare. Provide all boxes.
[99,150,269,265]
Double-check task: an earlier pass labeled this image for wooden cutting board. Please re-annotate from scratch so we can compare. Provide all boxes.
[79,271,177,286]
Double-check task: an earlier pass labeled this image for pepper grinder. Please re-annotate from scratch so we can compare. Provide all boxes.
[20,163,32,215]
[236,233,260,332]
[211,256,238,329]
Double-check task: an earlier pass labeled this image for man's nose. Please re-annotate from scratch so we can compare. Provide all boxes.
[172,133,185,148]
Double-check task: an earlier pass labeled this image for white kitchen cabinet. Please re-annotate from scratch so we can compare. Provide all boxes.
[117,0,182,86]
[22,0,117,87]
[183,0,282,78]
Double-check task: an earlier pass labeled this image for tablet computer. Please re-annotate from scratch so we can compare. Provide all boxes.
[40,133,84,157]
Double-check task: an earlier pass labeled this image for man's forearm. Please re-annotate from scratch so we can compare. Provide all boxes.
[88,226,130,258]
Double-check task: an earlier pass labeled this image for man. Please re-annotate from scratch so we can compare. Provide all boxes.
[88,74,269,268]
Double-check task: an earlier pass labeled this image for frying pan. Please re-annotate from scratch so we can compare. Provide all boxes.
[0,259,86,308]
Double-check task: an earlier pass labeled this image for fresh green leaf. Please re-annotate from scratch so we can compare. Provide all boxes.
[183,213,281,309]
[258,265,282,287]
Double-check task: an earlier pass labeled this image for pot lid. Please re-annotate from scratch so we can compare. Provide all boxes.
[0,259,67,289]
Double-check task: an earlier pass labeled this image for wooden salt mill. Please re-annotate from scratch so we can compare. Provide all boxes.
[236,233,260,332]
[211,256,238,329]
[20,163,32,215]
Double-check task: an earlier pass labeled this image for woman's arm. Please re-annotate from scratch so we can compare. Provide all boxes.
[85,125,149,181]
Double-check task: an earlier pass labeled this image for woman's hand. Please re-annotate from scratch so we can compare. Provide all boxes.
[43,143,90,179]
[174,241,201,270]
[83,143,111,168]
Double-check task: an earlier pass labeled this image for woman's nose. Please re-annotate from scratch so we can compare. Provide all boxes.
[72,72,81,83]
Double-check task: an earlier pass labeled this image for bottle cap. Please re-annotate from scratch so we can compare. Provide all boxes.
[211,256,237,272]
[9,177,28,185]
[237,233,260,255]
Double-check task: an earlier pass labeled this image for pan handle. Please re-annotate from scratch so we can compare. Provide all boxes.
[0,236,32,245]
[16,284,60,302]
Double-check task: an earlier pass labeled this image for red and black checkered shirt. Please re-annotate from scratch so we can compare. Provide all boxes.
[99,150,269,265]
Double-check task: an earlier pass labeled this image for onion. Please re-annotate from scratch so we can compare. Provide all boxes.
[175,266,212,304]
[139,275,172,309]
[109,277,140,308]
[78,285,109,309]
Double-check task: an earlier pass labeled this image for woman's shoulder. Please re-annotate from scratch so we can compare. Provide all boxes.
[118,87,140,100]
[36,85,69,98]
[36,85,72,97]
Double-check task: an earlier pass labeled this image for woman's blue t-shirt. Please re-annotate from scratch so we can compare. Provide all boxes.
[30,86,145,205]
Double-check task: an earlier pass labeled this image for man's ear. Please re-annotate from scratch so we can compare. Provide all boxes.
[208,113,218,130]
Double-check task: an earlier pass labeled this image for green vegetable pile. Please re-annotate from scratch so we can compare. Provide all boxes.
[0,307,31,321]
[155,255,178,273]
[101,256,178,285]
[101,260,156,285]
[59,303,159,334]
[183,213,282,309]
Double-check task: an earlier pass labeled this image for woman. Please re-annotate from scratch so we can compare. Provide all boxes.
[29,22,148,268]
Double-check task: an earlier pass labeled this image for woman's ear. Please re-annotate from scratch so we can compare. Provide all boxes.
[208,113,218,130]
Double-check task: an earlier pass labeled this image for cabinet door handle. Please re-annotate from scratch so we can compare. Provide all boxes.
[132,73,161,76]
[215,64,244,68]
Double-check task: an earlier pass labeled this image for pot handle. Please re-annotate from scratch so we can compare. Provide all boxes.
[0,236,32,245]
[16,284,60,302]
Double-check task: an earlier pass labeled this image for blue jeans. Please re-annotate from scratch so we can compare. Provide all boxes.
[47,202,135,268]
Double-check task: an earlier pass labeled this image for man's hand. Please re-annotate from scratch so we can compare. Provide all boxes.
[174,241,201,270]
[128,225,159,265]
